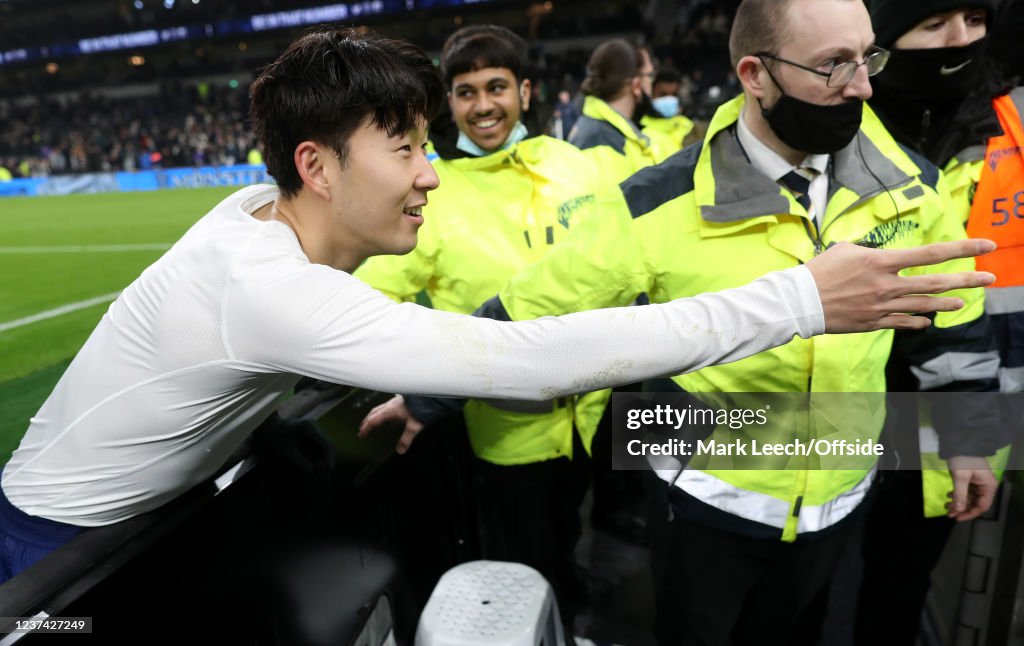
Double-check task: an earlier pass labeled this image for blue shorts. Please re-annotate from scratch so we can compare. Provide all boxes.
[0,475,83,585]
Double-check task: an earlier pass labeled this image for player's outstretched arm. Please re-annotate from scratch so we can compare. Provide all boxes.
[356,239,997,452]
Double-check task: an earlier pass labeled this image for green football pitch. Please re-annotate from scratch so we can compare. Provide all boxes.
[0,186,239,464]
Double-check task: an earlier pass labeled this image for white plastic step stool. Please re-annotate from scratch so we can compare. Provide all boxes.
[415,560,566,646]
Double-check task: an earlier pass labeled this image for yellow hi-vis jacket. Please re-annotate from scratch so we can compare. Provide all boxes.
[641,113,696,158]
[488,95,997,541]
[354,135,610,465]
[570,96,675,184]
[913,88,1024,517]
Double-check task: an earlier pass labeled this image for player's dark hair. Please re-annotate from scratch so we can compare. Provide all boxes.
[250,27,444,198]
[441,25,529,87]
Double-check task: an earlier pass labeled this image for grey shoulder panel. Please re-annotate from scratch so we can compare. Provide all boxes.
[570,116,627,154]
[896,143,940,191]
[619,143,702,219]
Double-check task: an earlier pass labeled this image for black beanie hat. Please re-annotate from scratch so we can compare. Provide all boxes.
[869,0,996,48]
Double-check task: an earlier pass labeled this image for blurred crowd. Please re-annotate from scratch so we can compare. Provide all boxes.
[0,0,740,179]
[0,82,261,178]
[1,0,297,51]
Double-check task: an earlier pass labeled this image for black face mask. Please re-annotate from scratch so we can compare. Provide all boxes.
[874,37,987,106]
[758,67,863,154]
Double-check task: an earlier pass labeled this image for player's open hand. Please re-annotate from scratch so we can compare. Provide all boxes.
[807,239,996,333]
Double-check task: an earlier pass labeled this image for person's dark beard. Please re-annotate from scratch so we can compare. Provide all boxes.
[632,91,660,125]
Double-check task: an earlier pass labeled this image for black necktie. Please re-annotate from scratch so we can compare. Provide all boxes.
[779,170,813,212]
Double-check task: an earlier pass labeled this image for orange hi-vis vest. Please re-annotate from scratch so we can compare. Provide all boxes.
[967,93,1024,288]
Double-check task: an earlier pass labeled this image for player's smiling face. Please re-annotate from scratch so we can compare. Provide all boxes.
[448,67,530,152]
[325,116,438,267]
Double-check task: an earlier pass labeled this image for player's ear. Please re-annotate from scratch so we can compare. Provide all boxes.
[294,141,330,200]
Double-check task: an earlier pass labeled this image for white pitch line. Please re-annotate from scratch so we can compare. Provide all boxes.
[0,243,172,254]
[0,292,121,333]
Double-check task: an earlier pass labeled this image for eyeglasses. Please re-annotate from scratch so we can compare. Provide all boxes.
[756,47,890,88]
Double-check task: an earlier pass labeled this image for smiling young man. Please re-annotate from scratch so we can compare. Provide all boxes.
[358,1,1003,643]
[0,26,998,591]
[251,107,433,271]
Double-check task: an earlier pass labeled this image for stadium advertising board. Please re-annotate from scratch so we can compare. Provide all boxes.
[0,165,272,197]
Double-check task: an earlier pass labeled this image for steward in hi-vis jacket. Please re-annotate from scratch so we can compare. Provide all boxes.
[477,85,1002,644]
[858,1,1020,642]
[492,93,998,541]
[569,39,682,184]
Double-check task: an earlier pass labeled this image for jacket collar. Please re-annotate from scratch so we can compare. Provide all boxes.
[442,135,551,171]
[582,96,651,148]
[455,121,529,157]
[696,95,917,225]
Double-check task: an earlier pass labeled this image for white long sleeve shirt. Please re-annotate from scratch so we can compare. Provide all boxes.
[3,184,823,526]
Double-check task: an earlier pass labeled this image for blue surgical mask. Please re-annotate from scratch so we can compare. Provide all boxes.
[456,121,529,157]
[651,95,680,118]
